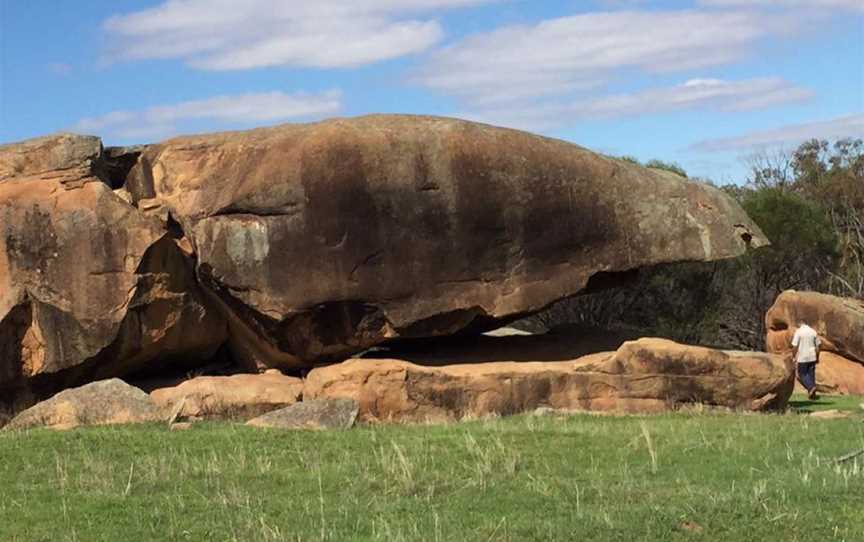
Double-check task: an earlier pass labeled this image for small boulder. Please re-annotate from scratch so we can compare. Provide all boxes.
[4,379,162,430]
[246,398,359,430]
[150,373,304,420]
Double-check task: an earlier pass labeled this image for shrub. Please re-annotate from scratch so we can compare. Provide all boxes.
[645,159,688,178]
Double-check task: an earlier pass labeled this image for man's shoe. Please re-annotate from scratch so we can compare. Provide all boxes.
[807,389,819,400]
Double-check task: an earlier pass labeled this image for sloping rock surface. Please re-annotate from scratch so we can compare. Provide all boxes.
[246,398,359,430]
[766,290,864,394]
[125,114,768,369]
[0,135,226,409]
[4,379,162,430]
[150,372,304,420]
[304,338,794,423]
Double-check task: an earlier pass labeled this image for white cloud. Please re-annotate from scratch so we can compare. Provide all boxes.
[577,78,812,117]
[103,0,498,70]
[700,0,863,11]
[460,78,812,132]
[690,113,864,152]
[73,90,343,141]
[417,10,798,105]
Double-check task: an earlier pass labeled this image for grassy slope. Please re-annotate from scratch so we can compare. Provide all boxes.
[0,405,862,542]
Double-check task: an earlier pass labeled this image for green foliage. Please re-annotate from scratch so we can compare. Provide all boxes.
[0,413,862,541]
[645,159,688,178]
[741,187,838,261]
[615,156,689,178]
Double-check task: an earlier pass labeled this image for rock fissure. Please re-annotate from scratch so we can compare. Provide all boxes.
[0,117,778,418]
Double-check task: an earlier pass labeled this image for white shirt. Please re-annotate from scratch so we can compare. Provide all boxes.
[791,324,821,363]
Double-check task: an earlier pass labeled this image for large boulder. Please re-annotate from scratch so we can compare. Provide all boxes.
[766,290,864,394]
[150,372,304,420]
[125,115,768,369]
[0,135,226,410]
[303,338,794,423]
[3,379,162,431]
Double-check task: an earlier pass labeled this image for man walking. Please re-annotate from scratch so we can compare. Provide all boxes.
[791,322,821,400]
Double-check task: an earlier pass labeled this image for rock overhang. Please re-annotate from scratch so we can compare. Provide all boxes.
[0,115,770,405]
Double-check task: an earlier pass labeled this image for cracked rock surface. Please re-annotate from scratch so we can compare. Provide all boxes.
[0,135,225,409]
[124,114,768,370]
[1,116,768,411]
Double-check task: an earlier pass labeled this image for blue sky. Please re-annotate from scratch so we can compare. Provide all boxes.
[1,0,862,183]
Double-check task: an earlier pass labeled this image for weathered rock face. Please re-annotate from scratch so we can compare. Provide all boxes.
[0,135,226,408]
[126,115,768,369]
[304,338,794,423]
[3,379,163,431]
[1,118,771,414]
[246,398,359,430]
[766,290,864,394]
[150,372,304,420]
[0,133,102,185]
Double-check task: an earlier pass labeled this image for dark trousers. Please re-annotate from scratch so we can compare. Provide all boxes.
[797,362,817,392]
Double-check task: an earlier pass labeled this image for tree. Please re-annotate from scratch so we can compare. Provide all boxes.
[719,188,840,346]
[790,139,864,296]
[746,138,863,296]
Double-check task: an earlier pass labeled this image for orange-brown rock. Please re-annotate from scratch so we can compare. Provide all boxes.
[766,290,864,394]
[126,115,767,369]
[150,372,304,420]
[3,379,162,431]
[0,135,226,410]
[1,119,772,413]
[303,338,794,423]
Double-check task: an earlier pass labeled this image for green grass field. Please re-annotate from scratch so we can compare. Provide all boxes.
[1,399,862,542]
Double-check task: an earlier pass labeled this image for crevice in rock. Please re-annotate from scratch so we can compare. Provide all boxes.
[210,202,302,218]
[0,301,36,417]
[581,268,641,293]
[769,321,789,332]
[93,146,144,189]
[166,212,185,240]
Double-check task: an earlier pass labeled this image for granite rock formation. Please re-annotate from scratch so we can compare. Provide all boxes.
[123,115,768,370]
[0,135,225,410]
[1,116,770,412]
